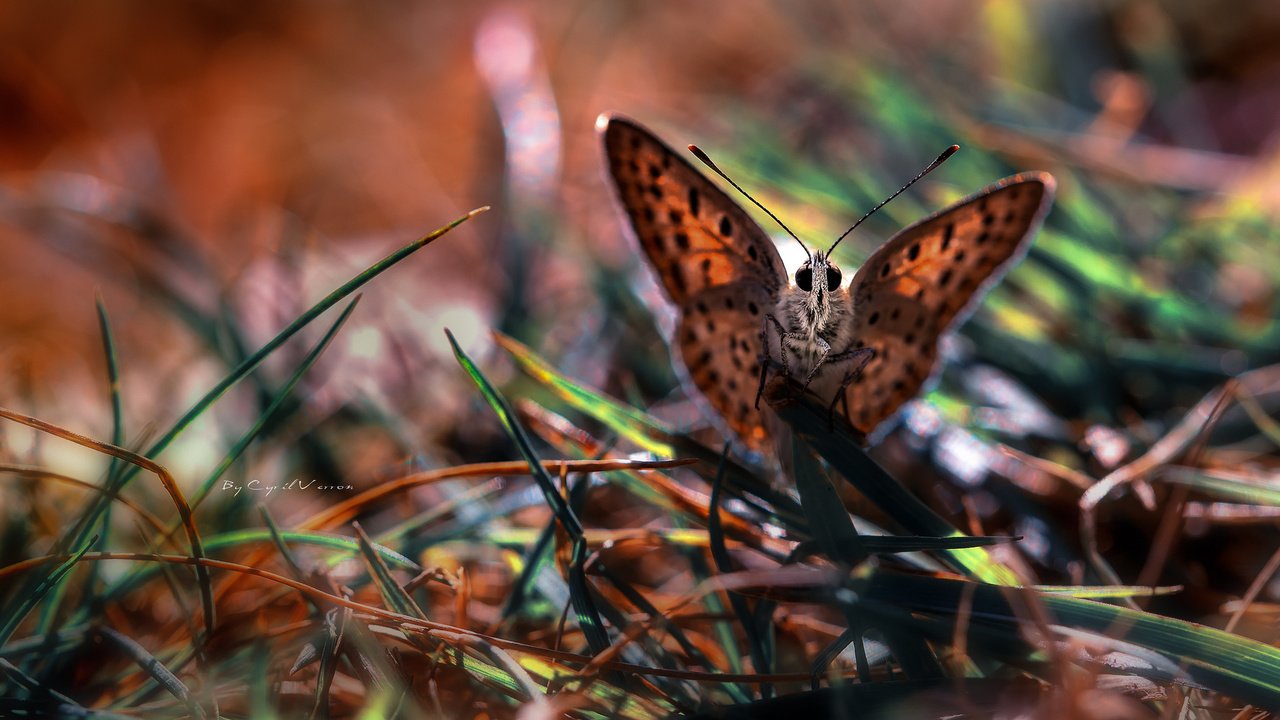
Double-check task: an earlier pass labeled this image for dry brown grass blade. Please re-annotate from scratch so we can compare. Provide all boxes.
[1225,545,1280,635]
[1078,384,1232,594]
[0,551,863,689]
[0,463,168,535]
[202,457,696,607]
[996,445,1095,492]
[0,407,215,639]
[302,458,697,532]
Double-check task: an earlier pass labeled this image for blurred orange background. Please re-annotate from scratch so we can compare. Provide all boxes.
[3,0,1280,459]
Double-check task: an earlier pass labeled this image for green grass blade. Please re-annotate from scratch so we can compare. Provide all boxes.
[769,388,1017,584]
[3,208,487,648]
[498,333,807,534]
[352,522,427,622]
[447,330,612,657]
[791,435,866,566]
[96,626,207,719]
[708,445,772,698]
[864,572,1280,708]
[496,332,675,456]
[189,295,360,510]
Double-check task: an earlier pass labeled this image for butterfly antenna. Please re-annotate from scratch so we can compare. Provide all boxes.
[826,144,960,258]
[688,144,811,261]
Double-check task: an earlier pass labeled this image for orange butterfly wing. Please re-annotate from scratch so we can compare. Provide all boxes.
[830,173,1055,436]
[600,115,786,447]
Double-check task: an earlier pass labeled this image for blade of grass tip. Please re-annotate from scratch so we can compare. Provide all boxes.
[708,443,772,699]
[447,330,581,535]
[0,412,216,645]
[791,435,867,566]
[494,331,676,456]
[47,207,488,583]
[352,522,428,623]
[446,329,612,658]
[310,608,350,720]
[214,292,348,506]
[136,205,486,476]
[93,293,126,465]
[95,291,125,514]
[96,626,207,720]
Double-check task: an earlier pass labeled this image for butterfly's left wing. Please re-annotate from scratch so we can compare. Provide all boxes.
[828,173,1055,436]
[600,114,788,449]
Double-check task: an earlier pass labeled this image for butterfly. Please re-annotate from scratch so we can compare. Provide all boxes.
[598,113,1055,449]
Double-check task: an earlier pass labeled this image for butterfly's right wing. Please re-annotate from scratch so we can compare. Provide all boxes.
[834,174,1055,436]
[600,114,786,447]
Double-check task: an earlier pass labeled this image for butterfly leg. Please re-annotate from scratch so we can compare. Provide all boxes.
[755,314,789,409]
[825,347,877,429]
[800,337,833,392]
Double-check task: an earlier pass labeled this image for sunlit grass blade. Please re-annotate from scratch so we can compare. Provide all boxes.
[1162,466,1280,507]
[859,535,1018,553]
[496,331,675,455]
[497,332,807,534]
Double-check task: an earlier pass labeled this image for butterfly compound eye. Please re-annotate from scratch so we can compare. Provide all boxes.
[826,266,842,289]
[795,267,812,292]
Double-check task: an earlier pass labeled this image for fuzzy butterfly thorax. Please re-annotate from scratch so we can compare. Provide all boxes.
[599,113,1055,450]
[780,254,851,366]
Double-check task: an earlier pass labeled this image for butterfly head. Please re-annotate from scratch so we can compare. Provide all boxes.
[794,254,843,307]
